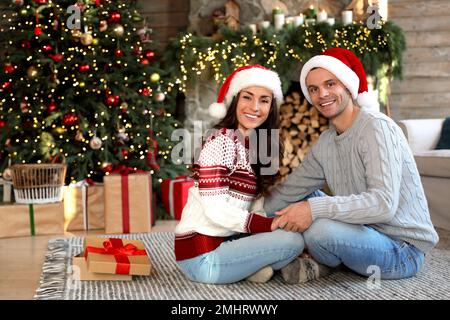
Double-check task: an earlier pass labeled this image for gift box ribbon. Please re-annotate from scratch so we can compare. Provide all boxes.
[111,165,151,233]
[85,238,147,274]
[73,179,97,230]
[28,204,35,236]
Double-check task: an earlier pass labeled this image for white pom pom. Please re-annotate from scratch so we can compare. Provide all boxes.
[208,102,227,119]
[357,91,380,112]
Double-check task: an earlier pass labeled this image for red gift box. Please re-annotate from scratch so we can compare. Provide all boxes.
[161,176,194,220]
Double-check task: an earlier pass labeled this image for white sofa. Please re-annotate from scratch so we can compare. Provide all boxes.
[398,119,450,231]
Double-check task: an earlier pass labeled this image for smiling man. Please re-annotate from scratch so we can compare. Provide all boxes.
[264,48,439,283]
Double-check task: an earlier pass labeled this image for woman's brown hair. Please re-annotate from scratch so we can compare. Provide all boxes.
[213,91,284,198]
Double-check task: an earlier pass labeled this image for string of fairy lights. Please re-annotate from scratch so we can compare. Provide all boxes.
[0,1,179,183]
[166,22,393,94]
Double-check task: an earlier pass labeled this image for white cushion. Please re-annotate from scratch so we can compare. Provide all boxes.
[399,119,444,153]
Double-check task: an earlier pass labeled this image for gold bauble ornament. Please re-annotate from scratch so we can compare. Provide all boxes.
[92,38,99,45]
[79,81,86,88]
[113,24,124,37]
[150,73,160,83]
[80,33,93,46]
[71,29,82,41]
[55,127,67,134]
[27,66,38,78]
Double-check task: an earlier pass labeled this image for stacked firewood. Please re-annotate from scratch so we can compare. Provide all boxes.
[279,91,329,179]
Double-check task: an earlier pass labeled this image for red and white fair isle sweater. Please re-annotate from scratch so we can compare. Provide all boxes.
[174,129,274,261]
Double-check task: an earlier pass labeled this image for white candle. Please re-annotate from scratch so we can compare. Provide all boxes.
[258,20,270,30]
[317,9,328,23]
[273,8,285,31]
[326,18,335,26]
[342,10,353,25]
[294,14,304,26]
[376,0,388,21]
[305,18,316,26]
[247,24,257,34]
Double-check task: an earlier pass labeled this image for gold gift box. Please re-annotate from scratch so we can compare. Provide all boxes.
[83,236,152,276]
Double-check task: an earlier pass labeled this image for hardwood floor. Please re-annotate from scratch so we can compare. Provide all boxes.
[0,220,178,300]
[1,222,448,300]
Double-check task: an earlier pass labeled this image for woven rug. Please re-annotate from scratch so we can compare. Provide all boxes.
[34,232,450,300]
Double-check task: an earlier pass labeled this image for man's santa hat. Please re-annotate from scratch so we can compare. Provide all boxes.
[299,48,379,110]
[209,65,283,119]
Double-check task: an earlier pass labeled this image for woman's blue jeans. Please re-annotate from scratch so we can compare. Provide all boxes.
[177,229,304,284]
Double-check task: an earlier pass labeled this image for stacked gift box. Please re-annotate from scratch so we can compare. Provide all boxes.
[0,174,65,238]
[1,169,156,238]
[72,236,153,281]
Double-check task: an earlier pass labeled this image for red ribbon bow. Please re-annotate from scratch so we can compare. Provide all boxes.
[111,164,145,175]
[85,238,147,274]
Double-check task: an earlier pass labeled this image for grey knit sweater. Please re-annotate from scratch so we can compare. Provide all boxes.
[264,109,439,253]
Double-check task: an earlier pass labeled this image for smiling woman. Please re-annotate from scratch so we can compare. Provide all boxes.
[173,65,311,285]
[235,86,273,134]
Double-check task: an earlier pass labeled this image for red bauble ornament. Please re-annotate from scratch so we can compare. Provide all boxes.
[139,87,152,96]
[34,26,42,36]
[47,100,57,113]
[143,50,155,61]
[33,0,48,4]
[0,120,6,129]
[49,53,63,62]
[122,149,129,157]
[102,163,114,173]
[94,0,102,7]
[140,58,149,65]
[4,63,15,74]
[133,46,142,56]
[42,44,53,53]
[114,48,124,57]
[108,11,121,24]
[1,82,11,90]
[105,94,120,106]
[79,64,90,72]
[62,113,79,126]
[20,39,31,49]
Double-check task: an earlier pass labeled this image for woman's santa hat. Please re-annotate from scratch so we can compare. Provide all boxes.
[209,65,283,119]
[299,48,379,110]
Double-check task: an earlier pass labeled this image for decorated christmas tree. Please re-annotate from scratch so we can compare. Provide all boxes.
[0,0,186,210]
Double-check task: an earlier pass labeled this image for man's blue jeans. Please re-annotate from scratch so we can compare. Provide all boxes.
[304,218,425,279]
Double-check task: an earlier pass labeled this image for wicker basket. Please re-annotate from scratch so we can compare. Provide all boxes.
[11,163,67,204]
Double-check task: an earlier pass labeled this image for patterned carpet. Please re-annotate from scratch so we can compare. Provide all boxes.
[34,232,450,300]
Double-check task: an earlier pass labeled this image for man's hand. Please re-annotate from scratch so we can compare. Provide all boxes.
[270,201,313,232]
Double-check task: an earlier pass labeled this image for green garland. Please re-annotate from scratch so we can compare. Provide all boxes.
[163,21,406,96]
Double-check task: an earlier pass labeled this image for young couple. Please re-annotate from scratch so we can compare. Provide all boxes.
[174,48,439,285]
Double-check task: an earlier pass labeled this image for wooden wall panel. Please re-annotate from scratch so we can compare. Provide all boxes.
[138,0,190,48]
[390,0,450,120]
